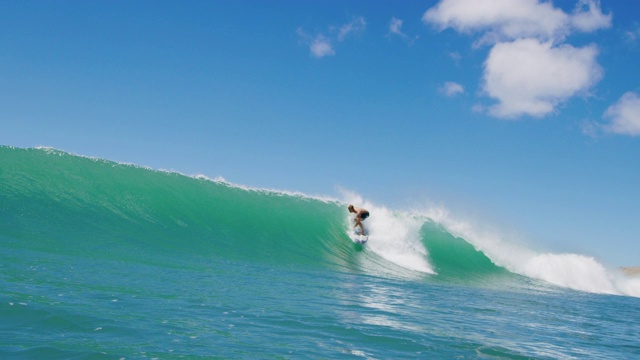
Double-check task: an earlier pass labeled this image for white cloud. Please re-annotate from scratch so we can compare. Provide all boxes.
[388,17,418,44]
[472,104,485,113]
[296,28,335,58]
[423,0,610,120]
[389,17,404,36]
[449,52,462,65]
[297,17,365,58]
[483,39,602,118]
[440,81,465,97]
[423,0,611,44]
[571,0,612,32]
[602,92,640,136]
[310,37,335,58]
[423,0,568,43]
[625,24,640,43]
[337,17,366,42]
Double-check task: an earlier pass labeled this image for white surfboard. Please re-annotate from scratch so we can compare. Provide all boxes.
[350,229,369,244]
[352,235,368,244]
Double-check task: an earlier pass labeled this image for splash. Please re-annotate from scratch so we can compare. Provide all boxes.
[432,209,640,297]
[340,190,434,274]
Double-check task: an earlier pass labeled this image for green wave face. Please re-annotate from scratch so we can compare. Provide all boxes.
[2,146,637,300]
[0,147,355,267]
[2,146,513,282]
[421,221,507,281]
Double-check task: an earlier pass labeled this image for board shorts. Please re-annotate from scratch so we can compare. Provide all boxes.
[360,211,369,221]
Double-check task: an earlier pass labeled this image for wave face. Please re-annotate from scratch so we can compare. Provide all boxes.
[1,147,352,268]
[1,146,638,297]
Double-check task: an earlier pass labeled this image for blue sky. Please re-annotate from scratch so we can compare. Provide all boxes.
[2,0,639,266]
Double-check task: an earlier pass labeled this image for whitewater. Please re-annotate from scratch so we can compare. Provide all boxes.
[1,146,639,359]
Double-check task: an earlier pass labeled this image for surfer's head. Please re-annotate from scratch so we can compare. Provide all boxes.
[348,205,355,213]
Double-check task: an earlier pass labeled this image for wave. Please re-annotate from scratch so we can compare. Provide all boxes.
[1,146,638,297]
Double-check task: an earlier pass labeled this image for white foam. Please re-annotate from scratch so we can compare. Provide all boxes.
[430,208,640,297]
[341,190,435,274]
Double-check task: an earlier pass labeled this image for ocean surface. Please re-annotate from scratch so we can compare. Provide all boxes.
[2,146,639,359]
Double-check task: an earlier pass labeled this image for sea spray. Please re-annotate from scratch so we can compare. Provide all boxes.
[340,191,434,274]
[430,208,640,297]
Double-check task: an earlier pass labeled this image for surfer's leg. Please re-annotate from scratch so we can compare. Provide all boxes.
[354,218,362,233]
[355,218,365,235]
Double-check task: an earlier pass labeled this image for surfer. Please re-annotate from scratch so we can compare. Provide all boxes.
[348,205,369,235]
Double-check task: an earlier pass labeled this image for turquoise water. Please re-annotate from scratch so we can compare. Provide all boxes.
[2,146,639,359]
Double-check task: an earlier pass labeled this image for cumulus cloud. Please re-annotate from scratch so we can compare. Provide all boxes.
[423,0,568,43]
[483,39,602,118]
[440,81,465,97]
[297,17,366,58]
[571,0,612,32]
[602,92,640,136]
[423,0,610,44]
[423,0,610,120]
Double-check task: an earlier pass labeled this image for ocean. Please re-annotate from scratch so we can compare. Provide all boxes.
[1,146,639,359]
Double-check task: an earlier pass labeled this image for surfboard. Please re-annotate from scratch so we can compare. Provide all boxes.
[352,235,368,244]
[350,229,369,244]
